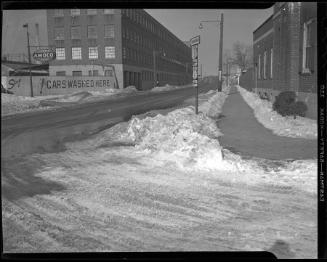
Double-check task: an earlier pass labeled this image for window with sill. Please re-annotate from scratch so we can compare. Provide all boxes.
[89,47,98,59]
[72,47,82,60]
[55,48,65,60]
[71,26,81,39]
[54,27,64,40]
[104,9,114,15]
[87,9,97,15]
[104,25,115,38]
[105,46,115,59]
[70,9,80,16]
[54,9,64,17]
[302,20,315,73]
[87,26,97,39]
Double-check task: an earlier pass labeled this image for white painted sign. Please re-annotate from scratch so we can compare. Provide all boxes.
[5,76,116,96]
[33,48,56,63]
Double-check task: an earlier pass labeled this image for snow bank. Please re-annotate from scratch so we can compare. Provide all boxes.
[63,86,315,193]
[237,85,317,139]
[221,149,316,193]
[1,87,139,116]
[199,89,228,118]
[66,90,230,171]
[151,84,192,92]
[46,91,93,103]
[1,93,56,115]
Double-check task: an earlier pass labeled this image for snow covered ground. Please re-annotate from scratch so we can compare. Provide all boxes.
[151,84,192,92]
[1,86,138,116]
[2,87,317,257]
[237,86,317,139]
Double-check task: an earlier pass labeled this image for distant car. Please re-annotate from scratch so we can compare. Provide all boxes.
[1,84,13,94]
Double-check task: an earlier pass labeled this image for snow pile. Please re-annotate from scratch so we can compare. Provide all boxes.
[46,91,93,103]
[199,89,228,118]
[1,93,55,115]
[151,84,192,92]
[237,85,317,139]
[66,91,228,170]
[222,150,316,193]
[124,86,138,92]
[123,107,224,169]
[1,87,139,116]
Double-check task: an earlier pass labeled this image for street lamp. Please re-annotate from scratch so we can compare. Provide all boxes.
[23,23,33,97]
[153,50,166,87]
[199,12,224,92]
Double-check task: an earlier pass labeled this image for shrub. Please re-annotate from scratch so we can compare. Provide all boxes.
[272,91,308,118]
[273,91,297,116]
[289,101,308,118]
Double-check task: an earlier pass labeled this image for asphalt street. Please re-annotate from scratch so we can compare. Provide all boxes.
[1,82,216,159]
[2,83,216,138]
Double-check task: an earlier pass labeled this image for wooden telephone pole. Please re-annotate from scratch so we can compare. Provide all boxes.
[218,13,224,92]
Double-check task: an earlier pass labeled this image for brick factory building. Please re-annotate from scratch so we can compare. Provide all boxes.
[250,2,317,119]
[47,9,192,90]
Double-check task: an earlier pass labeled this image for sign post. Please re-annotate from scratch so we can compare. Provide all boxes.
[191,35,200,114]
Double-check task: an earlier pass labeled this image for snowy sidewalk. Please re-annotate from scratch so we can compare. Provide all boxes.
[218,86,316,160]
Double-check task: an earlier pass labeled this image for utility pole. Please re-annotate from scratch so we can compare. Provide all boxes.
[218,13,224,92]
[23,23,33,97]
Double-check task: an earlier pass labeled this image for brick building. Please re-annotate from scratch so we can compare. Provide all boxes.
[46,9,192,90]
[252,2,317,119]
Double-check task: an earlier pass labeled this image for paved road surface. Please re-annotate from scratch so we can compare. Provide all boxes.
[2,82,216,158]
[218,86,316,160]
[2,84,216,137]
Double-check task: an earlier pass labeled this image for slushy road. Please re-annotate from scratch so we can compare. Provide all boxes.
[1,83,216,158]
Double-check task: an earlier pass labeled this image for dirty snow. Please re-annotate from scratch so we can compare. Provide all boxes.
[2,86,317,257]
[1,87,138,116]
[1,93,58,115]
[237,86,317,139]
[151,84,192,92]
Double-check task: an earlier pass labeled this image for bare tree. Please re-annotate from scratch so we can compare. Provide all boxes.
[232,41,253,71]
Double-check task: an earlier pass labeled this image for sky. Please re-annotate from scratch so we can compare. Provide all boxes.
[2,8,273,76]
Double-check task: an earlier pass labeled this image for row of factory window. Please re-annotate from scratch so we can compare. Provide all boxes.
[54,9,114,17]
[124,70,186,83]
[54,25,115,40]
[54,9,188,53]
[122,28,189,62]
[122,47,188,73]
[122,9,185,51]
[55,46,115,60]
[55,69,114,77]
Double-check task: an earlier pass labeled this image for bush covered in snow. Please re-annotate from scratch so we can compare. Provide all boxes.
[237,86,316,139]
[289,101,308,118]
[273,91,308,118]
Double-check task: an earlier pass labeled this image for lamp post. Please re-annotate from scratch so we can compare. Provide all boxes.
[199,12,224,92]
[23,23,33,97]
[153,50,166,87]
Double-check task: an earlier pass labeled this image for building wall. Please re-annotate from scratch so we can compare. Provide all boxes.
[46,9,192,91]
[252,2,317,119]
[253,25,273,93]
[299,2,317,94]
[120,9,192,89]
[47,9,122,67]
[239,68,254,92]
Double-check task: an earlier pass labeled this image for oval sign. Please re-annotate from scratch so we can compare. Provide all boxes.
[33,48,56,62]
